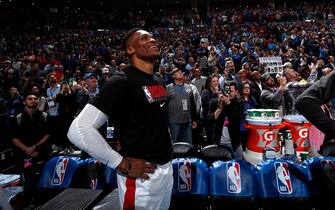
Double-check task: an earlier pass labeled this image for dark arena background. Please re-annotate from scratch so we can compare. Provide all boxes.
[1,0,335,209]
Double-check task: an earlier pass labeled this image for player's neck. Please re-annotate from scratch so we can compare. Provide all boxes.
[131,58,154,75]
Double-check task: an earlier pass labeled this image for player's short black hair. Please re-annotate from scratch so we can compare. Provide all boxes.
[122,27,143,50]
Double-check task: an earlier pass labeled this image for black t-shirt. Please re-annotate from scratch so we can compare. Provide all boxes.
[91,66,172,164]
[11,110,51,161]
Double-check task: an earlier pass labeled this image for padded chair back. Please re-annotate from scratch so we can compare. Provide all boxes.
[35,156,86,206]
[172,142,196,158]
[209,159,259,210]
[200,144,233,165]
[256,159,310,210]
[170,158,209,210]
[71,158,116,190]
[38,156,85,188]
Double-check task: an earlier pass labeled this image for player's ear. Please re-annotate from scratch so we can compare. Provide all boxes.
[126,47,135,56]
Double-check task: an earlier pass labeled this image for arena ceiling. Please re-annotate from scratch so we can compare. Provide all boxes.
[1,0,286,8]
[0,0,318,11]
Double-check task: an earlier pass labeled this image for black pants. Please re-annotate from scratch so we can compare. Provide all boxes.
[17,158,46,207]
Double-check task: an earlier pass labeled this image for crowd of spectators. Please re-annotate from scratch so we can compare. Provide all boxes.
[1,2,335,162]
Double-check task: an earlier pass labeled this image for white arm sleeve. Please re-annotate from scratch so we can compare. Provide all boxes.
[67,103,123,169]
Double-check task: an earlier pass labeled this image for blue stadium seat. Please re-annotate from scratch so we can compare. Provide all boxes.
[35,156,86,206]
[209,159,259,210]
[71,158,117,190]
[256,159,311,210]
[38,156,85,189]
[170,158,209,210]
[36,156,117,207]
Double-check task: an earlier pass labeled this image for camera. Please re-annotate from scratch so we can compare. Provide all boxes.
[223,85,230,96]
